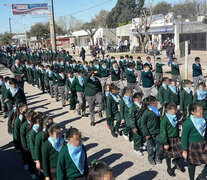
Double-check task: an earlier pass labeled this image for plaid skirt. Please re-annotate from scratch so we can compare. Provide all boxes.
[187,141,207,165]
[160,137,182,159]
[50,168,57,180]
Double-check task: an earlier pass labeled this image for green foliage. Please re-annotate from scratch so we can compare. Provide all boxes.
[152,1,172,15]
[106,0,145,28]
[28,22,67,40]
[0,32,12,45]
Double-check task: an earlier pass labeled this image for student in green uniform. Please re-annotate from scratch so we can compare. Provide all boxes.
[71,71,86,116]
[126,63,142,93]
[141,64,157,98]
[128,92,145,156]
[144,56,153,71]
[110,62,124,93]
[35,116,53,179]
[155,57,165,85]
[135,56,143,85]
[119,56,125,80]
[88,161,113,180]
[0,76,4,114]
[158,77,169,117]
[56,69,66,107]
[120,88,133,141]
[44,65,50,94]
[106,84,122,137]
[65,71,77,112]
[193,82,207,119]
[181,103,207,180]
[160,103,183,177]
[171,58,183,83]
[105,55,111,69]
[42,123,63,180]
[29,112,45,161]
[165,79,179,105]
[100,61,110,90]
[57,127,88,180]
[141,96,161,165]
[180,80,193,119]
[192,57,206,92]
[82,61,89,76]
[27,63,34,85]
[20,109,36,179]
[39,65,45,93]
[2,76,10,118]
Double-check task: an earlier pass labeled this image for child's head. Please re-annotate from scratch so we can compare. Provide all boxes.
[5,76,10,84]
[123,88,132,97]
[111,56,115,61]
[110,83,119,94]
[143,64,150,71]
[184,80,192,88]
[173,58,177,63]
[48,123,61,139]
[25,109,35,122]
[133,92,142,103]
[78,72,83,77]
[125,55,129,60]
[9,78,18,88]
[195,57,200,64]
[66,127,81,147]
[156,57,161,62]
[105,84,111,92]
[129,56,133,60]
[198,82,206,91]
[40,116,53,132]
[146,56,151,62]
[128,63,134,69]
[169,79,176,87]
[166,102,177,115]
[19,103,28,115]
[112,62,118,69]
[137,56,141,61]
[68,71,73,77]
[148,96,157,107]
[120,56,124,60]
[162,77,169,85]
[88,161,113,180]
[190,103,203,118]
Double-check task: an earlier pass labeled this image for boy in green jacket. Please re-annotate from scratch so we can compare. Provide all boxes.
[155,57,165,85]
[171,58,182,83]
[100,61,110,90]
[135,56,143,85]
[141,96,161,165]
[165,79,179,105]
[57,127,88,180]
[56,69,66,107]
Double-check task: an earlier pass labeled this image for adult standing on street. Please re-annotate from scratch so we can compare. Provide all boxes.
[166,42,175,66]
[80,47,86,61]
[11,59,25,90]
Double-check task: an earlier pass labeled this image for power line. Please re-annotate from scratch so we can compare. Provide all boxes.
[56,0,113,18]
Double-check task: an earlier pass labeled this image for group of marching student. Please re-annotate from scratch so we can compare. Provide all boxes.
[1,53,207,180]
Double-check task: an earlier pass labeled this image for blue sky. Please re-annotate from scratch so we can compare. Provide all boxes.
[0,0,178,34]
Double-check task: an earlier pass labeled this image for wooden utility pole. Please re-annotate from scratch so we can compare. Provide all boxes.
[50,0,57,52]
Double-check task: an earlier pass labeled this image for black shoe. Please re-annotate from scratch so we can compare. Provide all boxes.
[115,129,122,136]
[91,122,95,126]
[82,112,87,117]
[56,99,59,102]
[3,114,8,119]
[77,110,81,116]
[196,175,207,180]
[111,132,118,138]
[62,105,65,108]
[51,96,54,98]
[155,158,162,164]
[167,168,176,177]
[172,159,185,172]
[99,112,103,118]
[148,159,156,165]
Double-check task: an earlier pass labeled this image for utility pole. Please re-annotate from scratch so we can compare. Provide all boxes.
[50,0,57,52]
[22,15,28,47]
[9,17,12,35]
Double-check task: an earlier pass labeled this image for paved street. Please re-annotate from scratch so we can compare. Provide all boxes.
[0,56,206,180]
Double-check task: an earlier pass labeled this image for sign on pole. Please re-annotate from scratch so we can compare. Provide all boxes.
[12,4,49,16]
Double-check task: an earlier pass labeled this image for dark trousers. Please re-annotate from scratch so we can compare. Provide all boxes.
[133,130,145,151]
[69,93,77,110]
[108,112,121,134]
[24,150,36,174]
[146,134,160,161]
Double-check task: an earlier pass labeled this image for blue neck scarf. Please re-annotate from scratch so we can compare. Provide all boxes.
[69,77,75,84]
[166,113,178,128]
[102,65,107,69]
[67,143,85,175]
[146,61,151,65]
[19,114,23,121]
[111,93,119,103]
[32,124,39,133]
[169,85,178,95]
[78,76,84,86]
[148,105,160,117]
[59,73,65,79]
[83,65,88,71]
[5,84,10,90]
[127,68,133,72]
[90,77,96,82]
[134,102,142,109]
[197,90,207,100]
[10,87,19,97]
[184,87,191,94]
[123,95,132,107]
[72,64,76,68]
[105,91,110,97]
[13,106,16,113]
[49,70,53,77]
[190,115,206,137]
[94,65,99,69]
[162,83,167,89]
[48,136,63,152]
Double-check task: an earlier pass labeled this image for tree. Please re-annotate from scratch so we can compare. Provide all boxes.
[106,0,145,28]
[28,22,67,40]
[0,32,12,45]
[94,10,109,28]
[82,19,99,45]
[68,15,84,33]
[152,1,172,15]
